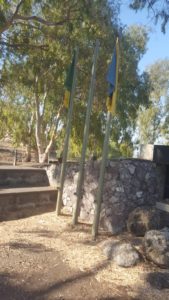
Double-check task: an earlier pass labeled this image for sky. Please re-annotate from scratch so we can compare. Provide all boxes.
[120,1,169,72]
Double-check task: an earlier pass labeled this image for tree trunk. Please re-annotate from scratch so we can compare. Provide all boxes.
[39,105,63,164]
[34,77,44,163]
[25,144,31,162]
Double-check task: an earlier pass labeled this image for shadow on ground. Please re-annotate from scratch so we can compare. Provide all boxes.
[0,260,140,300]
[2,240,53,253]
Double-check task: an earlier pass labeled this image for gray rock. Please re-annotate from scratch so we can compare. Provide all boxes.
[102,240,140,267]
[144,228,169,268]
[100,215,125,235]
[127,206,161,236]
[113,242,140,267]
[136,191,143,198]
[101,240,115,259]
[146,271,169,290]
[128,165,136,175]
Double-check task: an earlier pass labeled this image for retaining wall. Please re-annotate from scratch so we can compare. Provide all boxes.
[47,159,165,234]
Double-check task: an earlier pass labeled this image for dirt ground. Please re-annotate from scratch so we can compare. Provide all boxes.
[0,212,169,300]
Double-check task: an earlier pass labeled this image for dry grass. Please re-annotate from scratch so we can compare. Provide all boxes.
[1,211,169,299]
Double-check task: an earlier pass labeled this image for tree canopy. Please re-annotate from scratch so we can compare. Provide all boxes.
[130,0,169,33]
[0,0,151,161]
[137,59,169,144]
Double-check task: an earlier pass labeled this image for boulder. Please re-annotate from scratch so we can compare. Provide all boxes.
[127,206,161,236]
[102,240,140,267]
[144,228,169,268]
[100,215,125,235]
[146,271,169,289]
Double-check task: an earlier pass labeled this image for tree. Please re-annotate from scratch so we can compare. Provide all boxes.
[0,1,151,161]
[137,106,161,144]
[129,0,169,33]
[137,59,169,144]
[0,0,87,50]
[0,0,120,162]
[109,25,151,157]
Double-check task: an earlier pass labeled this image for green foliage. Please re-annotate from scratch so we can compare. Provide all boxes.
[137,106,161,144]
[129,0,169,33]
[137,59,169,144]
[0,0,151,159]
[108,25,150,156]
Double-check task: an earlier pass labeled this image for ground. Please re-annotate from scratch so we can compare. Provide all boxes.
[0,212,169,300]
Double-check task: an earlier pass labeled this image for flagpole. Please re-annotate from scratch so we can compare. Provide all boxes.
[92,37,120,238]
[56,48,79,216]
[92,111,112,238]
[72,40,99,225]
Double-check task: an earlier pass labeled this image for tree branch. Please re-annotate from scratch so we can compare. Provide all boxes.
[0,0,25,35]
[13,0,25,18]
[42,104,64,162]
[14,14,71,26]
[13,21,43,31]
[41,85,48,117]
[0,41,48,50]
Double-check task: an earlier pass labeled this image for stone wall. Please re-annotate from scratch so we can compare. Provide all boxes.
[47,159,165,234]
[0,188,57,222]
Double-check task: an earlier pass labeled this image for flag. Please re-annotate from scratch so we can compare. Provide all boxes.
[106,38,119,114]
[63,52,76,108]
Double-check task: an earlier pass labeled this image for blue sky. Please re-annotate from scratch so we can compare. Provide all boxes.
[120,1,169,72]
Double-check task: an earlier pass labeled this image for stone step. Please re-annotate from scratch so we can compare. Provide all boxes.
[0,166,49,188]
[156,201,169,213]
[0,186,57,221]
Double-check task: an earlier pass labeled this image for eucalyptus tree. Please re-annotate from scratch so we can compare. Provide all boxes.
[137,59,169,144]
[0,1,152,161]
[108,25,151,157]
[0,0,121,162]
[129,0,169,33]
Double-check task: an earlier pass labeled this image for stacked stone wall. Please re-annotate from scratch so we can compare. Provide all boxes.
[47,159,165,234]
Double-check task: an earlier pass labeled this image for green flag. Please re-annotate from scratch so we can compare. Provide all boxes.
[63,52,76,108]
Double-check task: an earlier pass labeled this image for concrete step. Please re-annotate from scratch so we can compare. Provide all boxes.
[0,186,57,221]
[0,166,49,188]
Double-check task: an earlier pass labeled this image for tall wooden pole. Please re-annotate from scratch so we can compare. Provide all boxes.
[92,37,120,239]
[56,49,79,216]
[72,41,99,225]
[92,111,112,239]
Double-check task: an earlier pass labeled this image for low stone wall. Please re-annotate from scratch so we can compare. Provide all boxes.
[47,159,165,234]
[0,188,57,222]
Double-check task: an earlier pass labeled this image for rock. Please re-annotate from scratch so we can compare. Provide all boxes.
[100,215,125,235]
[128,165,136,175]
[144,228,169,268]
[102,240,140,267]
[116,186,124,192]
[146,271,169,290]
[113,242,140,267]
[136,191,143,198]
[101,240,115,259]
[127,206,161,236]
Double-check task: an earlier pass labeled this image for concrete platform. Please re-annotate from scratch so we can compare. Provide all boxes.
[0,166,49,188]
[0,186,57,221]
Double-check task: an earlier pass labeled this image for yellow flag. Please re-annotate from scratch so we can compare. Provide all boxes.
[63,90,70,108]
